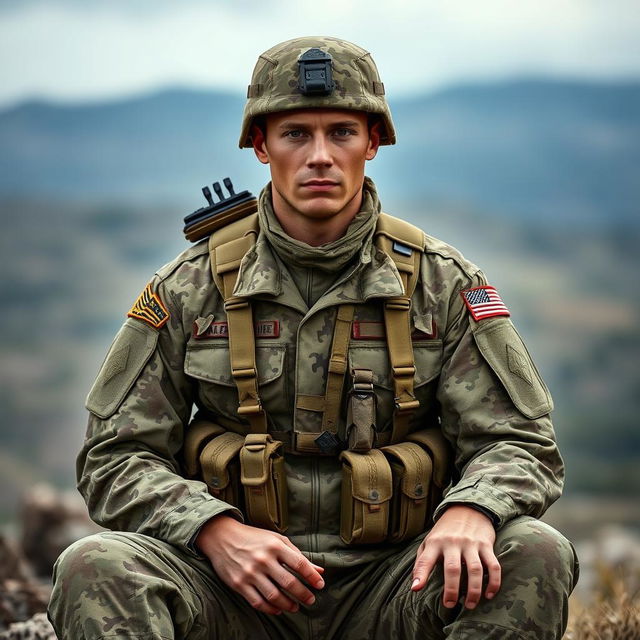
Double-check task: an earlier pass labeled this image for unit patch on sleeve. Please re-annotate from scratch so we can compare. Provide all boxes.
[127,283,170,329]
[461,285,510,321]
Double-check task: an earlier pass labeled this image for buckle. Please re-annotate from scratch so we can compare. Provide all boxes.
[224,298,249,312]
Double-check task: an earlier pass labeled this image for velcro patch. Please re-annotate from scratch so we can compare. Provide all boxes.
[461,286,510,321]
[194,320,280,339]
[352,321,437,340]
[127,283,170,329]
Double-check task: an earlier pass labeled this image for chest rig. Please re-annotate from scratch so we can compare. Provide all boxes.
[183,181,451,543]
[209,211,424,451]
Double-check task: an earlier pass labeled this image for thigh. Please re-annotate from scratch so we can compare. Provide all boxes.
[49,531,291,640]
[335,536,447,640]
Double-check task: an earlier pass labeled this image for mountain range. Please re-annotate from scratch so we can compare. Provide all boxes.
[1,79,638,226]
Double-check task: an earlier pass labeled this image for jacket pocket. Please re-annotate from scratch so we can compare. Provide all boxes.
[184,342,287,424]
[348,340,443,432]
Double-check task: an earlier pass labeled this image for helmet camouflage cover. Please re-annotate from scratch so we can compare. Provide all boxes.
[239,36,396,148]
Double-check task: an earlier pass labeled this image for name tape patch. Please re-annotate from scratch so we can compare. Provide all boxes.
[128,283,170,329]
[352,321,437,340]
[461,286,510,321]
[194,320,280,339]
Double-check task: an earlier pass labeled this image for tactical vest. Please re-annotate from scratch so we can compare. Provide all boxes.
[183,211,451,543]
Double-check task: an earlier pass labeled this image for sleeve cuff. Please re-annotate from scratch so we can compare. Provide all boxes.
[158,490,244,557]
[434,476,519,528]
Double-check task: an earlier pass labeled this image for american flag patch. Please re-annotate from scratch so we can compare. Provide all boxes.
[461,286,510,321]
[128,283,170,329]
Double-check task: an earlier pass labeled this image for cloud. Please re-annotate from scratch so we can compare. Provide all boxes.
[1,0,639,107]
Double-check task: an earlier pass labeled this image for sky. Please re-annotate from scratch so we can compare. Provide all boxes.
[1,0,639,108]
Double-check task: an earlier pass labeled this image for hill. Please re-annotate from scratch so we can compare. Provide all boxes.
[1,79,639,226]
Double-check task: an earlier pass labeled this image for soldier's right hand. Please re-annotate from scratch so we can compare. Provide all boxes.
[195,514,325,615]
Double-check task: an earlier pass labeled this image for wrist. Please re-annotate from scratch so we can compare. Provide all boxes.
[195,513,238,554]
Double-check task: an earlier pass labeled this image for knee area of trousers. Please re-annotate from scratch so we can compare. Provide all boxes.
[497,517,578,584]
[53,531,141,587]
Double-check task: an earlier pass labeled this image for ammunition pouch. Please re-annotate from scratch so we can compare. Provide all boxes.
[182,417,226,478]
[340,427,451,544]
[240,433,289,533]
[381,442,432,542]
[339,448,392,544]
[201,432,245,508]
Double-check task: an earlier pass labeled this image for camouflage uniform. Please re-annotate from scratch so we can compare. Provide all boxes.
[49,179,577,639]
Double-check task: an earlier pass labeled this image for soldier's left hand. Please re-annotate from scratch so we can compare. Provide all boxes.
[410,504,501,610]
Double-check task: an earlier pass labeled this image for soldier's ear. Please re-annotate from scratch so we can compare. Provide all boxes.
[365,119,382,161]
[251,123,270,165]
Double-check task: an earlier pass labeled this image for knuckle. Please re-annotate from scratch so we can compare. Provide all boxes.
[265,590,280,603]
[228,576,242,590]
[468,563,483,575]
[281,576,297,591]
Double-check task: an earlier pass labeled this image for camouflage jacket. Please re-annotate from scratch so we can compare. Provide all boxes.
[81,182,563,567]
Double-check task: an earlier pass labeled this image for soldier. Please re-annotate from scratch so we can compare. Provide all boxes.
[49,36,578,639]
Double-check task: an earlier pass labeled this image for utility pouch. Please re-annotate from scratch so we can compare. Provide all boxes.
[381,442,431,542]
[240,433,288,533]
[182,417,226,478]
[200,431,245,508]
[339,449,392,544]
[346,368,376,452]
[406,427,453,510]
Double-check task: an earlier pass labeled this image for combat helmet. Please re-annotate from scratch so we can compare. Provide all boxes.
[239,36,396,148]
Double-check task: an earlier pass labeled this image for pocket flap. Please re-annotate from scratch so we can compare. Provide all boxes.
[185,343,285,387]
[348,341,443,390]
[382,442,433,500]
[340,449,393,503]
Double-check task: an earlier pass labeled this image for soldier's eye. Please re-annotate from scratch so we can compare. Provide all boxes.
[334,128,355,138]
[285,129,305,139]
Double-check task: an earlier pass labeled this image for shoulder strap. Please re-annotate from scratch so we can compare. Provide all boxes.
[375,213,425,443]
[208,214,267,433]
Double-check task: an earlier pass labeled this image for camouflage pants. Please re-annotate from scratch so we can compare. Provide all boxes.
[48,516,578,640]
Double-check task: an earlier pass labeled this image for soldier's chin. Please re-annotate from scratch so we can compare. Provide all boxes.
[299,198,344,219]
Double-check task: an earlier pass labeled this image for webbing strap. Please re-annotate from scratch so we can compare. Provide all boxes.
[320,304,355,433]
[223,290,267,433]
[384,294,419,443]
[375,217,424,444]
[210,218,266,433]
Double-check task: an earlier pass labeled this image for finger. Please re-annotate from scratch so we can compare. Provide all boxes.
[462,549,484,610]
[442,548,462,608]
[253,574,299,613]
[411,546,440,592]
[279,547,325,589]
[279,540,326,577]
[271,565,317,606]
[479,544,502,600]
[242,584,283,616]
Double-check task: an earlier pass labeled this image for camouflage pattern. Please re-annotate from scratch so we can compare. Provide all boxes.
[49,178,577,637]
[50,517,577,639]
[239,36,396,148]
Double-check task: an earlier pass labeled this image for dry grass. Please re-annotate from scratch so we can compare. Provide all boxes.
[565,562,640,639]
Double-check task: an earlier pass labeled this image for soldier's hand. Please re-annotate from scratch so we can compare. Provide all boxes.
[195,514,325,615]
[410,504,501,610]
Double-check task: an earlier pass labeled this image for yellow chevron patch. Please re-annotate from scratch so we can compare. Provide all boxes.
[127,283,170,329]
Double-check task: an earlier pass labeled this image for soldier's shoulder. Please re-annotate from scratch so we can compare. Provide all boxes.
[422,232,481,281]
[379,211,481,281]
[154,238,211,284]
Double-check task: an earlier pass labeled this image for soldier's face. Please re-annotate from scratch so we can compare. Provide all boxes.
[251,109,380,225]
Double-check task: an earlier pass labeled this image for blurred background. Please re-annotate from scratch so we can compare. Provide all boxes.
[0,0,639,633]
